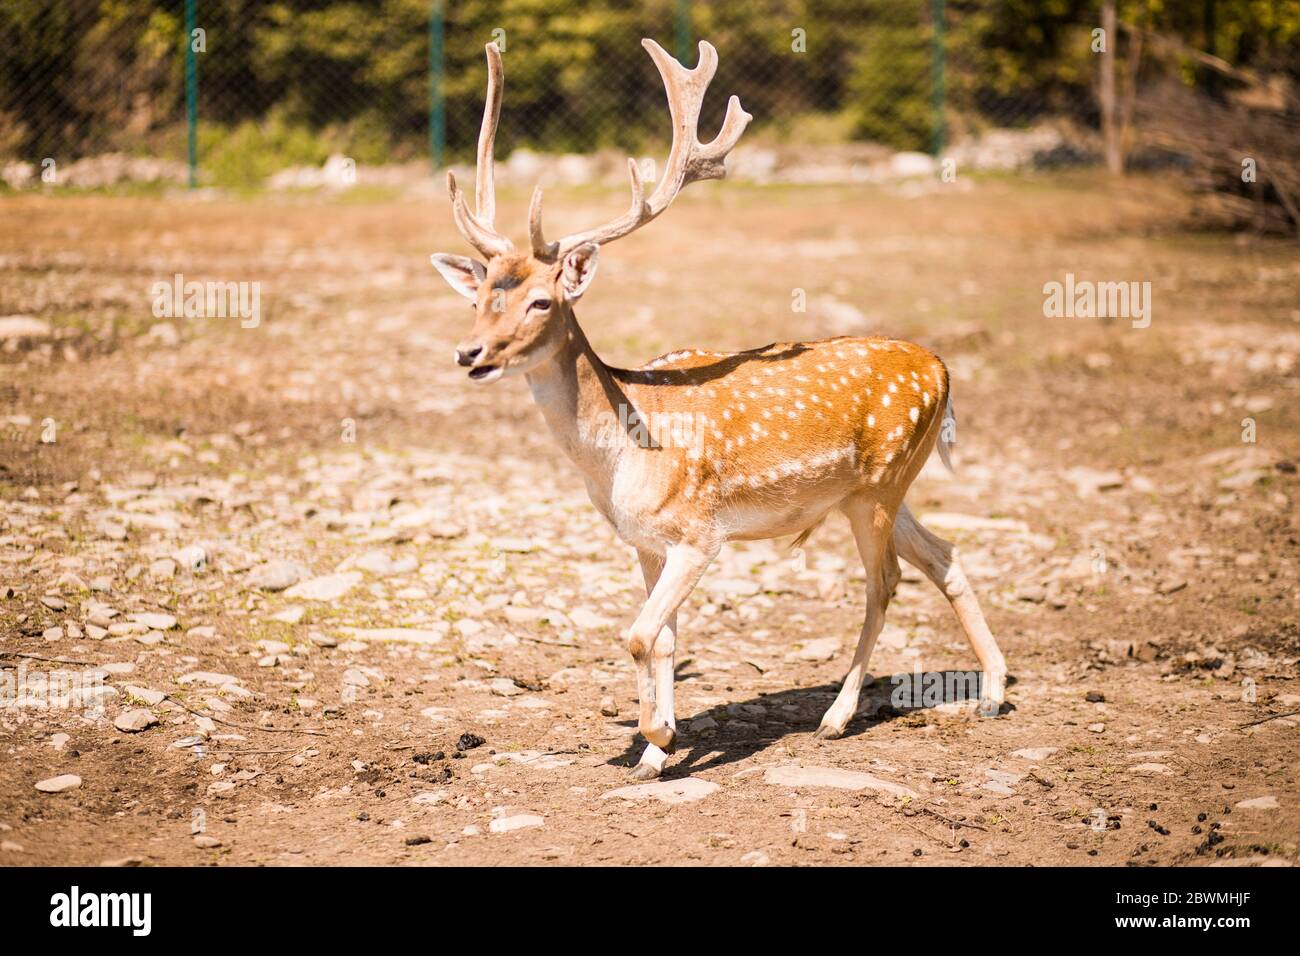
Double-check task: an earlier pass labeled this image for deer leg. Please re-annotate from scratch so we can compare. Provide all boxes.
[815,497,900,739]
[631,550,681,781]
[893,504,1007,715]
[625,542,714,779]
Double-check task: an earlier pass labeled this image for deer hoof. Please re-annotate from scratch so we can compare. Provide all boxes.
[977,698,1003,718]
[812,724,843,740]
[629,762,661,781]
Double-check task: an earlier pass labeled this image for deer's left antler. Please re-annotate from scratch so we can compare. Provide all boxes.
[528,39,752,261]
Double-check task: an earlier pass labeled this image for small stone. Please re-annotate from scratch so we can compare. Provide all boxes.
[148,558,177,580]
[1010,747,1058,761]
[1085,691,1105,703]
[270,605,305,625]
[1235,796,1279,810]
[128,612,177,630]
[1087,723,1106,734]
[247,559,304,592]
[763,764,916,798]
[489,813,544,833]
[114,709,158,733]
[39,595,67,611]
[173,545,207,571]
[192,834,222,849]
[35,774,82,793]
[124,685,166,706]
[285,572,361,601]
[602,778,720,805]
[570,607,613,630]
[1128,763,1173,776]
[599,696,619,717]
[490,537,534,554]
[787,636,841,663]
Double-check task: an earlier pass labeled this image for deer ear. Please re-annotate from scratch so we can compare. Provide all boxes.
[431,254,486,301]
[560,243,599,301]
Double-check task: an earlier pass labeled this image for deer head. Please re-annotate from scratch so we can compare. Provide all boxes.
[431,39,751,383]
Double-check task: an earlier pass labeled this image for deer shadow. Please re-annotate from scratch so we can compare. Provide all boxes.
[608,669,1012,777]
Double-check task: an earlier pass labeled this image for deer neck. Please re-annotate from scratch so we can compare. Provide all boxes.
[525,311,624,483]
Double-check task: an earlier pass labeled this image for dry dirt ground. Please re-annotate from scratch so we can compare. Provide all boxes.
[1,171,1297,866]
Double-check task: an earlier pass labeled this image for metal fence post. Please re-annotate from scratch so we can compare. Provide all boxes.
[930,0,946,157]
[675,0,691,65]
[185,0,197,188]
[430,1,445,171]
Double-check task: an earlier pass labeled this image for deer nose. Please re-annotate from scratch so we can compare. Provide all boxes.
[455,344,483,367]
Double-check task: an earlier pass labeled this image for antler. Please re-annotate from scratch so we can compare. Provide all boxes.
[529,39,752,261]
[447,42,513,259]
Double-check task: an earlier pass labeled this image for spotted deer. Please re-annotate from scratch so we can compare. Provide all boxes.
[430,39,1008,780]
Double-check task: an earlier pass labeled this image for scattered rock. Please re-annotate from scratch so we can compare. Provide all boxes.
[285,571,361,601]
[0,316,52,340]
[602,778,720,805]
[1010,747,1058,762]
[113,709,158,733]
[128,612,177,630]
[1235,796,1279,810]
[247,559,305,592]
[489,813,544,833]
[1128,763,1174,776]
[599,696,619,717]
[763,764,917,798]
[172,545,207,571]
[787,636,841,662]
[35,774,82,793]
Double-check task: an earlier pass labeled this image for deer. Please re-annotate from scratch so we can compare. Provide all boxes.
[430,39,1008,781]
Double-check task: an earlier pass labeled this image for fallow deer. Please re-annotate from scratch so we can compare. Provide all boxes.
[430,39,1008,780]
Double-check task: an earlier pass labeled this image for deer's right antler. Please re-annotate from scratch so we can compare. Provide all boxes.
[447,42,514,259]
[528,39,752,262]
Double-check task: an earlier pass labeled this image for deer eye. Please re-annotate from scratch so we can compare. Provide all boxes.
[528,298,551,312]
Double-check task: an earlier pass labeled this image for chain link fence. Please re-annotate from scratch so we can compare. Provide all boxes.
[2,0,1298,223]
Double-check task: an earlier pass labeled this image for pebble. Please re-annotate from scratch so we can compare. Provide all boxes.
[285,572,362,601]
[270,605,305,624]
[193,835,222,848]
[247,559,305,592]
[114,709,159,733]
[35,774,82,793]
[763,764,917,799]
[602,779,720,805]
[129,612,178,630]
[1010,747,1058,761]
[787,636,841,662]
[599,696,619,717]
[489,813,544,833]
[173,545,207,571]
[1234,796,1279,810]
